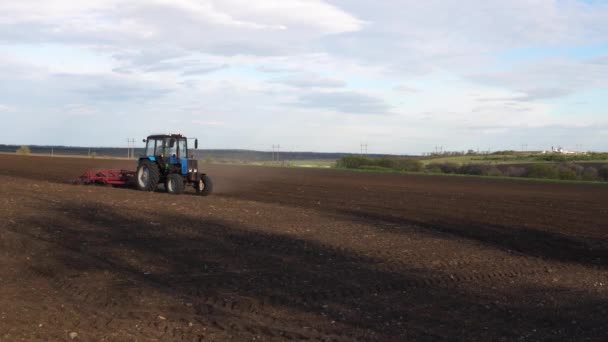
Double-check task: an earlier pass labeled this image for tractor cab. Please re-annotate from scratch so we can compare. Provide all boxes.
[136,134,212,195]
[143,134,191,173]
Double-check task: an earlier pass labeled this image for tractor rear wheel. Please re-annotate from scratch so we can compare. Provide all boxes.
[195,174,213,196]
[136,160,160,191]
[165,174,185,195]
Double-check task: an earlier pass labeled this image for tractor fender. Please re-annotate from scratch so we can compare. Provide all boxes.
[139,156,156,162]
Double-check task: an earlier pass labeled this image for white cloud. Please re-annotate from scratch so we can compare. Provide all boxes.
[0,104,15,112]
[324,0,608,73]
[0,0,363,55]
[470,57,608,100]
[270,74,346,89]
[191,120,226,126]
[63,104,97,117]
[296,91,391,114]
[394,85,420,94]
[2,0,608,152]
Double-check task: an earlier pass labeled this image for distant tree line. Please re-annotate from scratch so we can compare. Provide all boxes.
[534,153,608,162]
[16,145,31,155]
[336,156,424,172]
[425,162,608,181]
[1,144,397,161]
[337,156,608,182]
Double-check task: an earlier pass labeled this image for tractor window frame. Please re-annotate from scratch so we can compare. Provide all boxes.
[153,138,164,156]
[178,138,187,158]
[145,139,155,156]
[164,138,177,157]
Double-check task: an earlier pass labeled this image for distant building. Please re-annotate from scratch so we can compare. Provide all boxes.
[541,146,585,155]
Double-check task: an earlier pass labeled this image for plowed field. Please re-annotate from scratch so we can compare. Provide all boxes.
[1,154,607,341]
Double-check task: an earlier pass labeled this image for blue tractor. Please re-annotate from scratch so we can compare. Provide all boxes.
[136,134,212,195]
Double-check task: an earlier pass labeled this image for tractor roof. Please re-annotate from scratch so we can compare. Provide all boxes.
[146,133,185,139]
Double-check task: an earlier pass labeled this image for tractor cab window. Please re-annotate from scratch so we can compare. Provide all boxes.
[145,139,155,156]
[146,138,162,156]
[152,139,163,156]
[178,138,187,158]
[165,138,177,157]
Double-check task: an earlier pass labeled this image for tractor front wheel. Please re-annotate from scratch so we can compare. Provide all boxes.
[195,174,213,196]
[136,160,160,192]
[165,174,185,195]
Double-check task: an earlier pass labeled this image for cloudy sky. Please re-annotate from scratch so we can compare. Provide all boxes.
[1,0,608,154]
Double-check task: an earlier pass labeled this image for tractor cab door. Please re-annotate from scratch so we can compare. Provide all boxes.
[156,138,175,171]
[165,138,177,159]
[144,138,163,158]
[178,138,187,159]
[144,139,154,157]
[175,138,188,175]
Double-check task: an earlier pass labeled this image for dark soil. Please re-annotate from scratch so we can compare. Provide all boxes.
[1,154,607,341]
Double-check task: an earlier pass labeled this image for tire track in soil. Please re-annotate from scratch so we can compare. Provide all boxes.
[223,230,578,291]
[6,215,599,342]
[3,226,356,340]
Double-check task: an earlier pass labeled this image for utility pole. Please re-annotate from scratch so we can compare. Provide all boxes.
[360,143,368,156]
[127,138,136,159]
[271,144,281,162]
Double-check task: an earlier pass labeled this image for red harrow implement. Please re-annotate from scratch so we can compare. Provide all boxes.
[75,169,135,186]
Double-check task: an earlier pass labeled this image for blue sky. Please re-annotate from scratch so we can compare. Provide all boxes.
[1,0,608,154]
